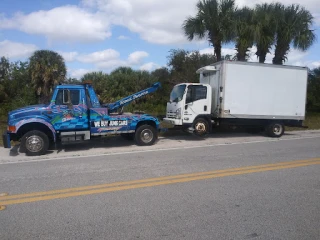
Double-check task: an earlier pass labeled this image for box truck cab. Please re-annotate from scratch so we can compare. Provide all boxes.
[164,61,308,138]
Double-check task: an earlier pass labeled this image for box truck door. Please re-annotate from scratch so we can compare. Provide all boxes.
[183,85,211,124]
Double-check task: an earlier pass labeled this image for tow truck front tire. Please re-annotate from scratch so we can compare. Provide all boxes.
[135,125,157,146]
[21,130,49,156]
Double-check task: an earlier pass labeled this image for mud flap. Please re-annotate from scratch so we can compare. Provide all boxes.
[2,133,11,148]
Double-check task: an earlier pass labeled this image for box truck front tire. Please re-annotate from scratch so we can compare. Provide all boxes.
[193,118,209,136]
[266,122,284,138]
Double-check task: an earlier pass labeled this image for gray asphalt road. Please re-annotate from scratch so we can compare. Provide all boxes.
[0,134,320,240]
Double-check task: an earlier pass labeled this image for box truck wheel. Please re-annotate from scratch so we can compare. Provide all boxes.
[21,130,49,156]
[193,118,209,136]
[135,125,158,146]
[266,122,284,138]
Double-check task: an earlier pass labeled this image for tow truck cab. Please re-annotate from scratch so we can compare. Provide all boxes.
[3,82,161,155]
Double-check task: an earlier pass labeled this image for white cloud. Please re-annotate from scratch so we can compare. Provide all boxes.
[140,62,161,71]
[75,49,151,70]
[1,0,318,46]
[58,51,79,62]
[81,0,320,45]
[118,35,130,40]
[69,68,94,79]
[311,61,320,68]
[127,51,149,65]
[82,0,198,44]
[96,59,129,69]
[313,13,320,25]
[77,49,120,63]
[0,6,111,43]
[0,40,37,59]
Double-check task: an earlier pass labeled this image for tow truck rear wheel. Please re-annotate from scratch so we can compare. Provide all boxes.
[135,125,157,146]
[21,130,49,156]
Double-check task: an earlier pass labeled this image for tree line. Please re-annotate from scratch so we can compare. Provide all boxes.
[0,0,318,117]
[0,49,320,119]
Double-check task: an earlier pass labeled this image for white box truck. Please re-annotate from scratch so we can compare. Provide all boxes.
[164,61,308,138]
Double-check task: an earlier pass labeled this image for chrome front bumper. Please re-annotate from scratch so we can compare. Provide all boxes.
[163,118,183,126]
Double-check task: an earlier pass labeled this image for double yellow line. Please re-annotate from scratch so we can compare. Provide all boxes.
[1,158,319,209]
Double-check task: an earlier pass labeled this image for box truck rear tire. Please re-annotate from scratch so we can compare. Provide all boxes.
[266,123,284,138]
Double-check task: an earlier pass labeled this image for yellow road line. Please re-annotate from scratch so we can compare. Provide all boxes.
[0,158,319,206]
[1,158,319,201]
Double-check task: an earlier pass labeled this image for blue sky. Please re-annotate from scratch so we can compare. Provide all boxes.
[0,0,319,79]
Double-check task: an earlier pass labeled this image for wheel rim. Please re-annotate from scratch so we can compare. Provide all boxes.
[140,129,153,144]
[26,135,44,153]
[195,122,206,133]
[272,124,283,136]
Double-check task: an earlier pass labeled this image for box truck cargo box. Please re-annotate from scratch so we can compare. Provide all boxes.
[164,61,308,138]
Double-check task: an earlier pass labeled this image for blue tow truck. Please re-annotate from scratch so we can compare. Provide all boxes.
[2,82,161,156]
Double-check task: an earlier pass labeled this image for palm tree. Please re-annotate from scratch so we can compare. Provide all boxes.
[273,4,316,65]
[234,7,254,61]
[182,0,236,61]
[29,50,66,103]
[81,71,109,101]
[253,3,277,63]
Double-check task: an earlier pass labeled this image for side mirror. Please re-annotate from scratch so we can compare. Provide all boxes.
[63,90,73,109]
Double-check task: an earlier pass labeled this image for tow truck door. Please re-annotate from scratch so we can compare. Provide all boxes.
[50,88,89,131]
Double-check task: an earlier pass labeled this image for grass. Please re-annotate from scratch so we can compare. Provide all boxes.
[0,112,319,147]
[287,112,320,131]
[0,117,6,146]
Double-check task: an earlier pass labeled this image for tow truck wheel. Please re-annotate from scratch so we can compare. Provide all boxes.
[135,125,157,146]
[21,130,49,156]
[193,118,209,136]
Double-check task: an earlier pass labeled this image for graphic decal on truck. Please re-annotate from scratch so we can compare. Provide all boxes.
[94,120,128,127]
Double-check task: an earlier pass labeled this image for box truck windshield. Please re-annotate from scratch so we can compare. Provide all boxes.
[170,84,186,102]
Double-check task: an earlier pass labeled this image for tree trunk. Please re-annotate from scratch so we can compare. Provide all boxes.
[256,45,267,63]
[213,41,222,62]
[236,42,251,61]
[273,42,290,65]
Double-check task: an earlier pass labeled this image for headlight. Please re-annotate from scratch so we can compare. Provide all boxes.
[176,108,181,119]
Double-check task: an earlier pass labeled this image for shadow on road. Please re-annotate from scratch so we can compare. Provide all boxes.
[7,127,295,157]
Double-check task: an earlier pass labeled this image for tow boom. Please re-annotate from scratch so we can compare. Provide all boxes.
[104,82,161,113]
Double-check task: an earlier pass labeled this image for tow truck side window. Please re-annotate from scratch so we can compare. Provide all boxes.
[56,90,80,105]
